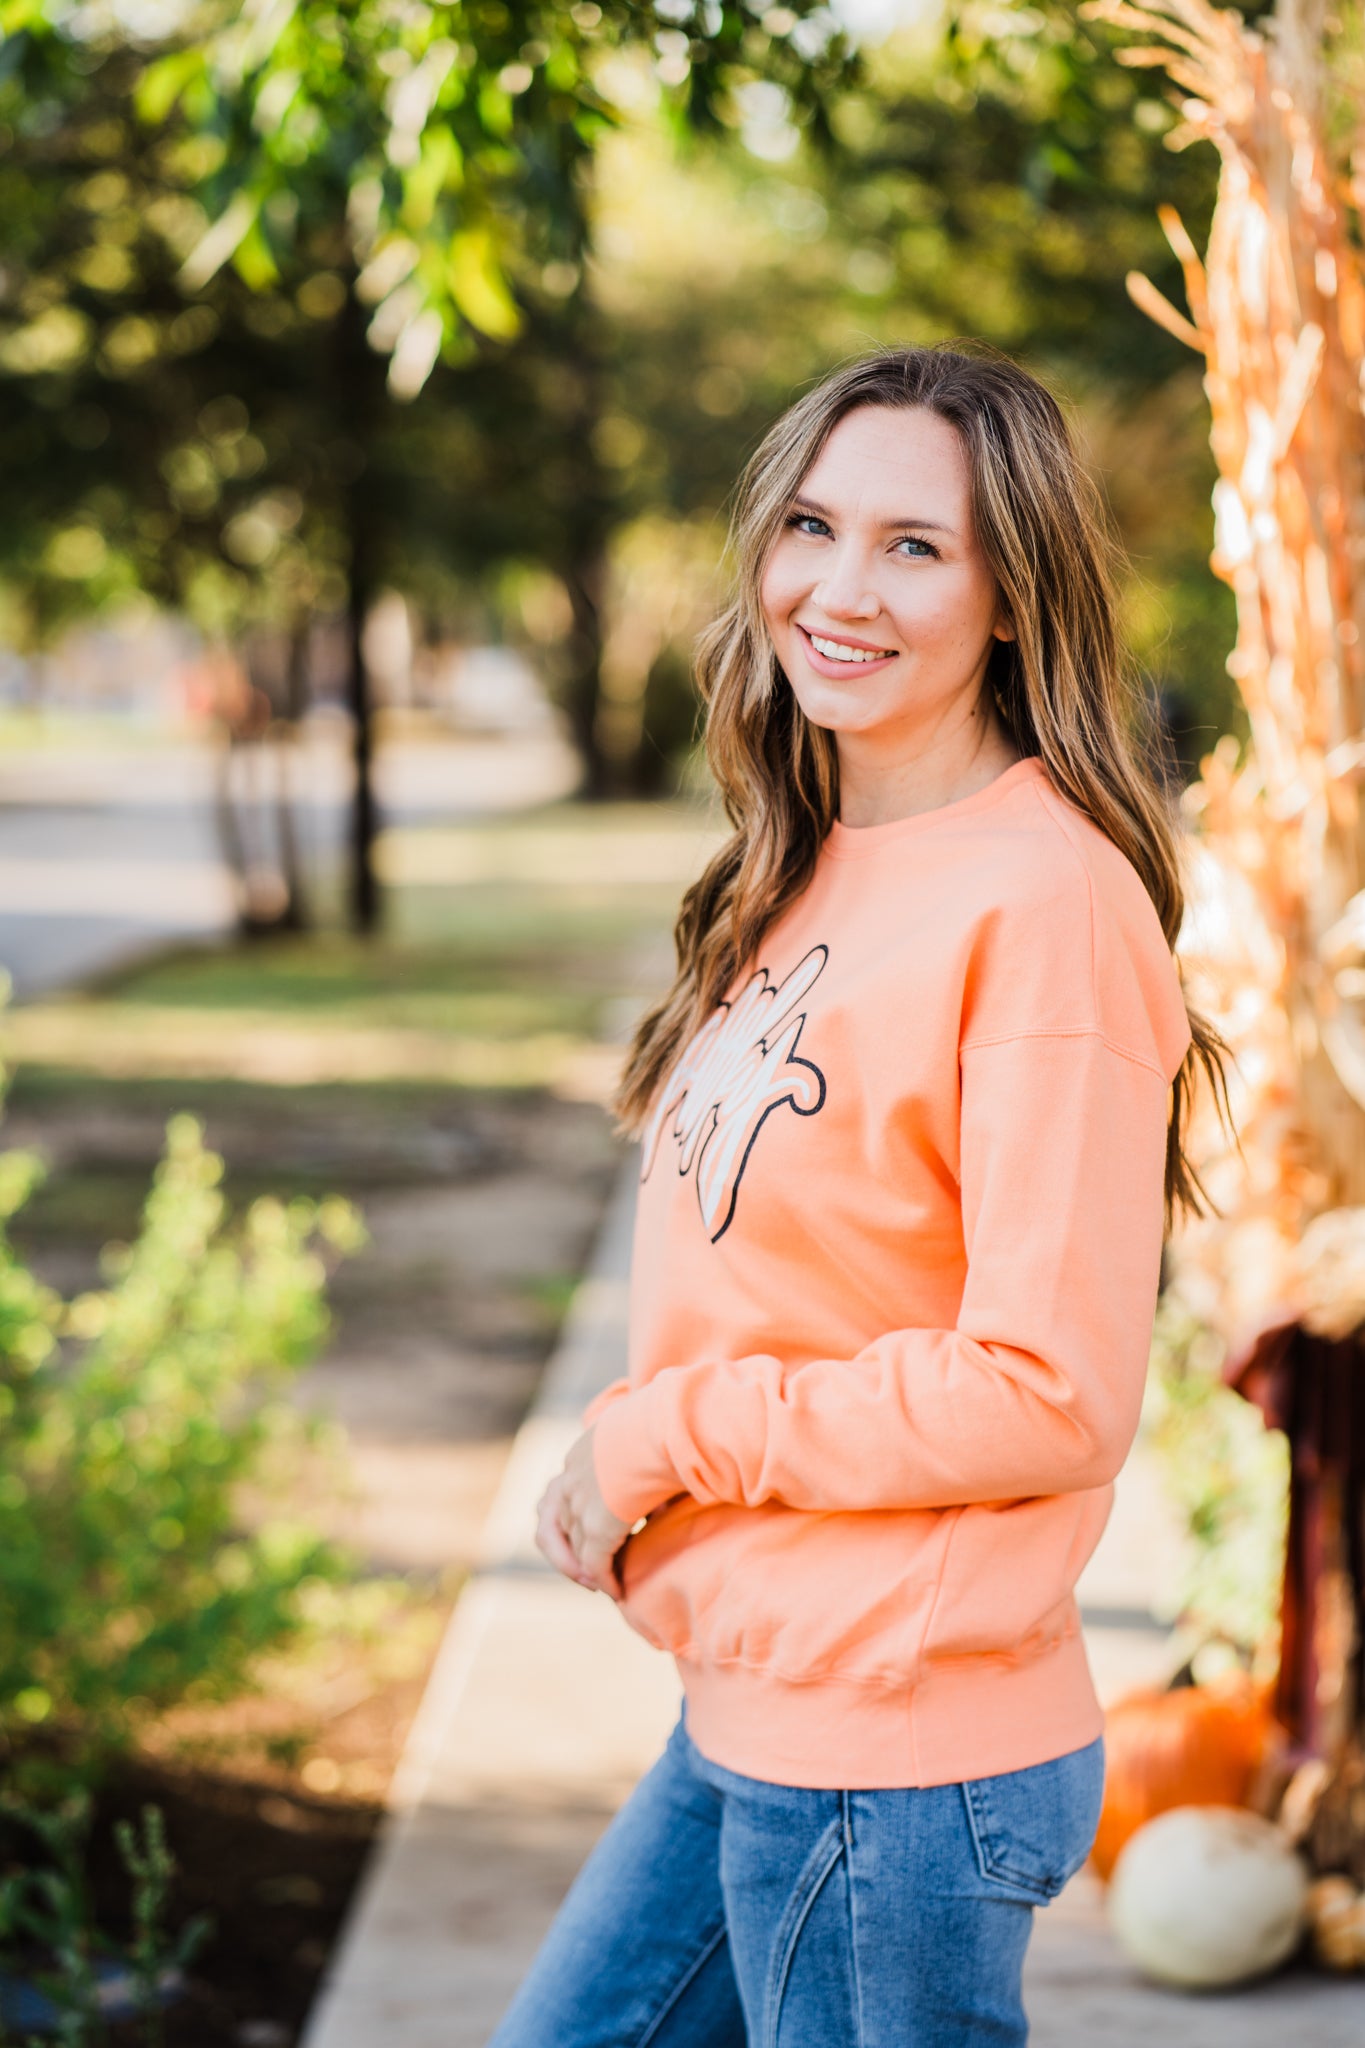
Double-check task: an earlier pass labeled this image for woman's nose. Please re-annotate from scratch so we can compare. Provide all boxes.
[812,549,881,620]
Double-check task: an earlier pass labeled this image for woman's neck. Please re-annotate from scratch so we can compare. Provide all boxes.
[835,715,1023,830]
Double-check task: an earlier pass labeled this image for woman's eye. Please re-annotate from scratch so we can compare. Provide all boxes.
[787,513,830,538]
[894,536,938,559]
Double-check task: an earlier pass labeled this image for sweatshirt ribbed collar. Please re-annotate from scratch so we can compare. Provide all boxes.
[822,754,1046,860]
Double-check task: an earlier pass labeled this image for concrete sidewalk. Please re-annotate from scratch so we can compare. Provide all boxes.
[300,1169,679,2048]
[303,1167,1364,2047]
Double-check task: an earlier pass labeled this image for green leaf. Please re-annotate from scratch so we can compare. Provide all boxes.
[476,78,514,139]
[402,127,463,232]
[179,190,258,291]
[232,217,281,291]
[447,225,520,339]
[0,0,50,32]
[134,47,204,126]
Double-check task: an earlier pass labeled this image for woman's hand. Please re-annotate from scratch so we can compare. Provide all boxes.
[535,1427,633,1596]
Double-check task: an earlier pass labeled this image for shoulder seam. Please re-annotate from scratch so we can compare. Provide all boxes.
[960,1026,1166,1080]
[1031,780,1100,1028]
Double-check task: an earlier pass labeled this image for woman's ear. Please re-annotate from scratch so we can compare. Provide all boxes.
[992,609,1017,644]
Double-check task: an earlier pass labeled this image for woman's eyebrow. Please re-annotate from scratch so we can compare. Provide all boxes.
[791,495,956,535]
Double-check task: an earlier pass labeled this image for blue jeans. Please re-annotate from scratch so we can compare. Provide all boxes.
[489,1715,1104,2047]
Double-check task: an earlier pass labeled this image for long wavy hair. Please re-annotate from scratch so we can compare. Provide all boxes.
[615,343,1232,1233]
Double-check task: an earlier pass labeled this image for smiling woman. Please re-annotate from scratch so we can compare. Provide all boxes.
[761,405,1020,825]
[499,346,1234,2048]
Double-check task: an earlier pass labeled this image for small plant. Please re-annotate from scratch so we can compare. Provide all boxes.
[0,1792,210,2046]
[0,1787,101,2045]
[0,1101,365,1756]
[112,1807,211,2048]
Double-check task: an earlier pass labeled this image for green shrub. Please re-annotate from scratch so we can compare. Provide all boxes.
[1147,1289,1290,1677]
[0,1112,364,1751]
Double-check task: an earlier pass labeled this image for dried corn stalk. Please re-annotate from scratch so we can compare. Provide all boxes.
[1086,0,1365,1809]
[1081,0,1365,1332]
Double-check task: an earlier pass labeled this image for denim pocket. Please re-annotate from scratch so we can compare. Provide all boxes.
[961,1736,1105,1903]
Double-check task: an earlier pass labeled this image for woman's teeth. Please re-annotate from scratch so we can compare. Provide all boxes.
[808,633,893,664]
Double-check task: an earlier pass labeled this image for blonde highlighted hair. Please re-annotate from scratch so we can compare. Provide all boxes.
[615,344,1231,1232]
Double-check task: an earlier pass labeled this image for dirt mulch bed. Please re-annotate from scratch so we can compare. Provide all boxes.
[93,1755,380,2048]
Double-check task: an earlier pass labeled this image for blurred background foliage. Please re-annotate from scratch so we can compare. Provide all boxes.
[0,0,1242,892]
[1146,1290,1290,1681]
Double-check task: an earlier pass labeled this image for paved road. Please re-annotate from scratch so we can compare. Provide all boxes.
[0,727,579,999]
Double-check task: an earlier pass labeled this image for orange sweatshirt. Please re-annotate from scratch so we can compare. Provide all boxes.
[589,754,1192,1790]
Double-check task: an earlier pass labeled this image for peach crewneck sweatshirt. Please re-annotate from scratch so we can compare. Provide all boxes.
[588,754,1192,1790]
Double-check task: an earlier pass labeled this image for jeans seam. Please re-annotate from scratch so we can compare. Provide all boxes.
[841,1791,867,2048]
[763,1816,846,2048]
[961,1780,1057,1900]
[632,1919,729,2048]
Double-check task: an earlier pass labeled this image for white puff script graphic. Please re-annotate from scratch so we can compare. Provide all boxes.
[642,945,828,1241]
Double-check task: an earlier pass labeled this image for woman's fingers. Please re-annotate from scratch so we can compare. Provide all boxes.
[557,1490,624,1598]
[536,1478,597,1590]
[559,1505,620,1597]
[558,1427,632,1591]
[535,1447,632,1598]
[576,1531,624,1599]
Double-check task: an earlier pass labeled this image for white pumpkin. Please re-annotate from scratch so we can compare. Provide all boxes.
[1108,1805,1309,1989]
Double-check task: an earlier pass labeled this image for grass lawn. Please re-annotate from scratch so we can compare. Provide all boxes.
[3,796,723,1097]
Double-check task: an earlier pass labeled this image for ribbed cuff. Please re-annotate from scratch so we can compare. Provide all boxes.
[590,1379,681,1525]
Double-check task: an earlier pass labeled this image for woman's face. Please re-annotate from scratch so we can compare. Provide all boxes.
[759,404,1013,751]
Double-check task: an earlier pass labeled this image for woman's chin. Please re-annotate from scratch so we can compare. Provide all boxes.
[790,685,898,738]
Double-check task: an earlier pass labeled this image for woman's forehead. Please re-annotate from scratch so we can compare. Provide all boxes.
[796,408,971,524]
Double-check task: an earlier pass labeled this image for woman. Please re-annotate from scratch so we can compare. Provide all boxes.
[493,345,1229,2047]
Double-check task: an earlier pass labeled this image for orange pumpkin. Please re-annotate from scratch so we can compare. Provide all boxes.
[1089,1677,1276,1883]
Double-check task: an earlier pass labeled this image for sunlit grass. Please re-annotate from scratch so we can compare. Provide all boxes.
[1,797,716,1099]
[0,708,193,750]
[2,998,623,1095]
[375,803,724,888]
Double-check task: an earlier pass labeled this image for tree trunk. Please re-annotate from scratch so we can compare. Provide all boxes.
[346,527,379,933]
[549,292,614,799]
[339,288,380,933]
[562,544,610,798]
[272,620,310,934]
[212,724,250,928]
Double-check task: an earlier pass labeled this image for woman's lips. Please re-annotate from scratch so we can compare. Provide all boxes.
[796,622,899,678]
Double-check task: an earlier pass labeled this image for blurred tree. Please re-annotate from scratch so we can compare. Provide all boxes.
[147,0,850,916]
[0,0,851,921]
[0,21,361,931]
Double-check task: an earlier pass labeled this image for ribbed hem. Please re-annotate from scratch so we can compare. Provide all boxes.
[676,1627,1103,1790]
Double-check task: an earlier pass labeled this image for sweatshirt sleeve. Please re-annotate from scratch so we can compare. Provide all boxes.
[591,1028,1174,1524]
[581,1376,632,1430]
